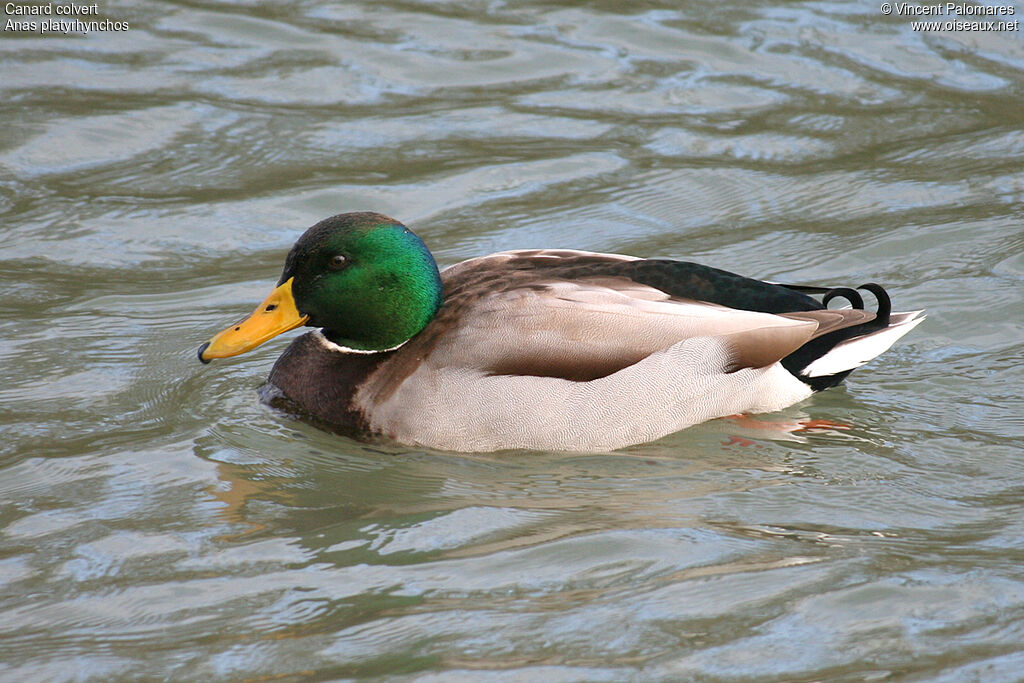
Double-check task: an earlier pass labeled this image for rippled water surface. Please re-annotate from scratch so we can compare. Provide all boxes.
[2,1,1024,680]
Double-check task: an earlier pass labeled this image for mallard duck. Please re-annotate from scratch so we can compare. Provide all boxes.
[198,212,924,452]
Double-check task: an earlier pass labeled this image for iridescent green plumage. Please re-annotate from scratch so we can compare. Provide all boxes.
[281,213,443,351]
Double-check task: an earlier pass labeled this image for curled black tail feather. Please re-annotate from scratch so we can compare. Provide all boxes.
[858,283,891,326]
[780,281,896,390]
[822,287,864,310]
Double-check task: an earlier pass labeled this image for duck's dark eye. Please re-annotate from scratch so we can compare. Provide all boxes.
[330,254,347,269]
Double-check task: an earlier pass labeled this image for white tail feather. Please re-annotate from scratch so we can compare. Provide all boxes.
[801,311,925,378]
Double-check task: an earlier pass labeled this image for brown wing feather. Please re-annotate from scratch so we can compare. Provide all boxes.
[780,309,876,339]
[361,251,824,402]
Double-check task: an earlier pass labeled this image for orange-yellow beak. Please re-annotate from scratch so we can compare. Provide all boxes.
[198,277,309,363]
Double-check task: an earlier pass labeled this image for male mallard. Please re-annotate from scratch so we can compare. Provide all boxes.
[198,212,924,452]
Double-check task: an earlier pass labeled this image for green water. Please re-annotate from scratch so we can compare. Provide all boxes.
[2,1,1023,680]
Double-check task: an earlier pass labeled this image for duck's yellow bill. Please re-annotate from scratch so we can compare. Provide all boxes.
[198,277,309,363]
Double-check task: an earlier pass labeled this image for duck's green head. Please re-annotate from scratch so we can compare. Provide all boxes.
[198,212,443,362]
